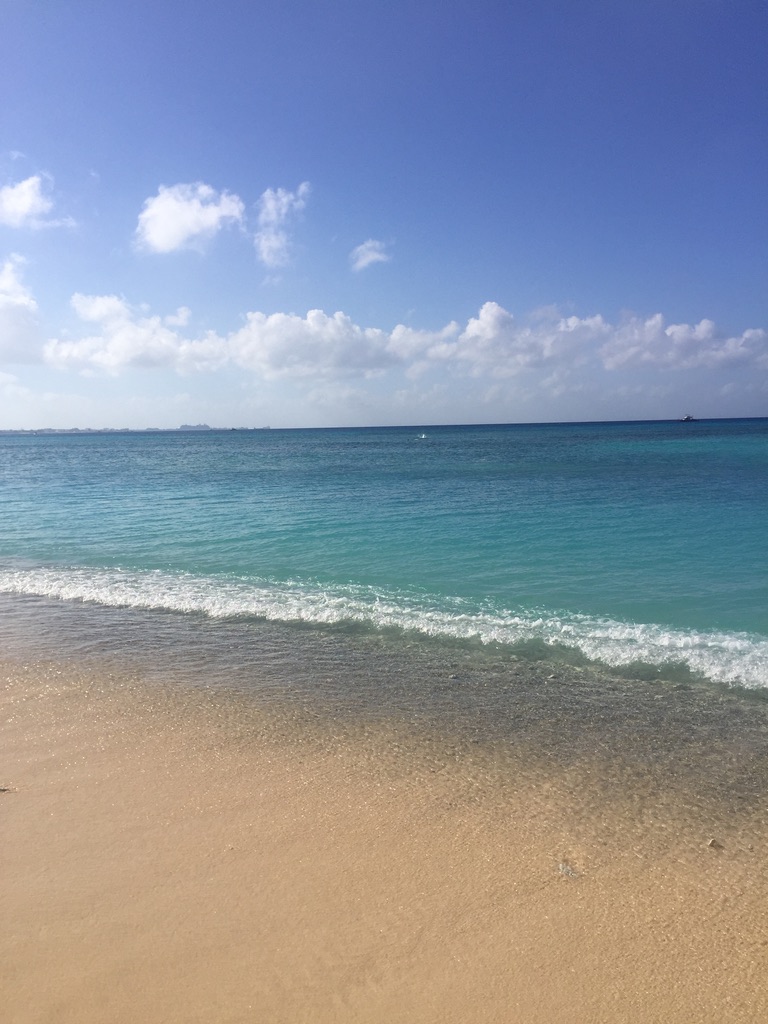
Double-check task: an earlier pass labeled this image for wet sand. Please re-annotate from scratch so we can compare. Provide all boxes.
[2,656,768,1023]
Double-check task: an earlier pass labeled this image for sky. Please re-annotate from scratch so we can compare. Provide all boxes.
[1,0,766,429]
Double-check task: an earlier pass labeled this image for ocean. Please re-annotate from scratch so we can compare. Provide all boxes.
[1,418,766,687]
[1,417,768,828]
[4,419,768,1023]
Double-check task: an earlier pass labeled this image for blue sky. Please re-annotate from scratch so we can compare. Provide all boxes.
[1,0,766,428]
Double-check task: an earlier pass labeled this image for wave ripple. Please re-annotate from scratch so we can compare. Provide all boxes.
[1,564,766,691]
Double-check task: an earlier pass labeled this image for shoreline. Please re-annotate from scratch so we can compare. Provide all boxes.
[1,569,766,692]
[3,654,768,1023]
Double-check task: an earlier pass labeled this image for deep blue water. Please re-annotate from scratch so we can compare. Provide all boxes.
[0,419,766,689]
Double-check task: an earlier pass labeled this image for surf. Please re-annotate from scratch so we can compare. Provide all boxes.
[1,562,765,691]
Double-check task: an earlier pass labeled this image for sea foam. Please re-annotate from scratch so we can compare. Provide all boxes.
[1,563,765,691]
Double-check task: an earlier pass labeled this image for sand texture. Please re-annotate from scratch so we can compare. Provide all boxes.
[2,658,768,1023]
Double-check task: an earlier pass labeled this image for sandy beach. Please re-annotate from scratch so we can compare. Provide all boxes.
[2,655,768,1024]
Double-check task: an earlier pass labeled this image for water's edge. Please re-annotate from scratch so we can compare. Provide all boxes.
[1,561,766,691]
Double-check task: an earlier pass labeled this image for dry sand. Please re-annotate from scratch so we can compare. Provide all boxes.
[2,657,768,1023]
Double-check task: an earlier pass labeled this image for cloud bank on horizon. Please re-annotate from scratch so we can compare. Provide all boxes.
[4,228,765,384]
[39,290,767,380]
[1,3,766,427]
[1,171,766,427]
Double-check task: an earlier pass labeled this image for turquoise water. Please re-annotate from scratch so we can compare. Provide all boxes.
[0,419,766,689]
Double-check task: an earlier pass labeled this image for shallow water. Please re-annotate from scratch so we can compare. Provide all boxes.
[3,591,768,826]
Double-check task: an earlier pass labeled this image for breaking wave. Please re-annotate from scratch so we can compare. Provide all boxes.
[1,563,766,691]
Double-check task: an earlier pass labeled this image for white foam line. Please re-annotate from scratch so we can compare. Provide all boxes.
[1,564,766,690]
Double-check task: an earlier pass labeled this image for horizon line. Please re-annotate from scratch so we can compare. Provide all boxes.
[1,415,766,436]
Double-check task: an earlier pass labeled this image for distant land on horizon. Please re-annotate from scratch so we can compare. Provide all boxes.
[1,417,766,437]
[0,423,218,434]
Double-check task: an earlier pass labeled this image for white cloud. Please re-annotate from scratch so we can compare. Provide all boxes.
[0,255,37,310]
[387,321,460,361]
[44,298,396,380]
[600,314,768,371]
[350,238,391,272]
[42,293,768,413]
[254,182,310,267]
[45,293,228,374]
[386,321,460,378]
[0,175,73,229]
[0,176,51,227]
[164,306,191,328]
[389,303,610,379]
[0,254,42,362]
[70,292,129,324]
[136,182,244,253]
[229,309,392,379]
